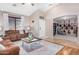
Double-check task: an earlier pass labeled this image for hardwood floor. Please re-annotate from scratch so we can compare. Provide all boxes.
[57,46,79,55]
[45,38,79,55]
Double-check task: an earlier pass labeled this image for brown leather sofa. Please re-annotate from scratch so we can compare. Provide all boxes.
[4,30,28,41]
[20,30,29,38]
[0,39,20,55]
[4,30,21,41]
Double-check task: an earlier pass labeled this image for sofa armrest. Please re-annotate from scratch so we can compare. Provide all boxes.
[0,45,20,55]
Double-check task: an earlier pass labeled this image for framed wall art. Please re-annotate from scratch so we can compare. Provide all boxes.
[53,15,78,37]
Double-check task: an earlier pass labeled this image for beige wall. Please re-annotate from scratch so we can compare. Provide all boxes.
[29,10,46,37]
[45,3,79,43]
[23,16,30,28]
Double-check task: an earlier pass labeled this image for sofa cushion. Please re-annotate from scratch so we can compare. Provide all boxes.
[0,44,6,50]
[1,40,13,46]
[0,40,20,55]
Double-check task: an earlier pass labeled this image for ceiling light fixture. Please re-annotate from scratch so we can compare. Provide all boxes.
[31,3,35,6]
[49,4,53,6]
[12,3,25,7]
[12,4,17,6]
[12,3,35,7]
[21,3,25,5]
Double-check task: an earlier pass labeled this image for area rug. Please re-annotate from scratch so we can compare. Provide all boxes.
[28,41,64,55]
[14,40,64,55]
[22,42,44,52]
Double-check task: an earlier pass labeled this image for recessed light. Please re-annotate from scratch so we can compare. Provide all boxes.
[49,4,53,6]
[12,4,17,6]
[31,3,35,6]
[21,3,25,5]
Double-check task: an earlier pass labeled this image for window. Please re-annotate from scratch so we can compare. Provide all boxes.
[9,16,21,30]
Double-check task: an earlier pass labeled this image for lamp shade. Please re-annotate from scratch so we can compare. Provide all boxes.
[27,26,31,31]
[26,26,31,33]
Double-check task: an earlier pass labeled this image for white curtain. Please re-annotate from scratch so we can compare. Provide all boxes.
[3,13,9,36]
[3,13,9,31]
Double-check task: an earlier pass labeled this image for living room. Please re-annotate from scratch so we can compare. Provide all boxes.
[0,3,79,55]
[0,3,62,55]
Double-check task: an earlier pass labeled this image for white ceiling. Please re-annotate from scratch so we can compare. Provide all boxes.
[0,3,58,16]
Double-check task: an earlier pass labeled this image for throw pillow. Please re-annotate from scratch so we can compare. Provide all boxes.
[0,37,3,41]
[0,44,6,50]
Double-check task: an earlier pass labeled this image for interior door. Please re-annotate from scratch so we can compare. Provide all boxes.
[39,19,45,38]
